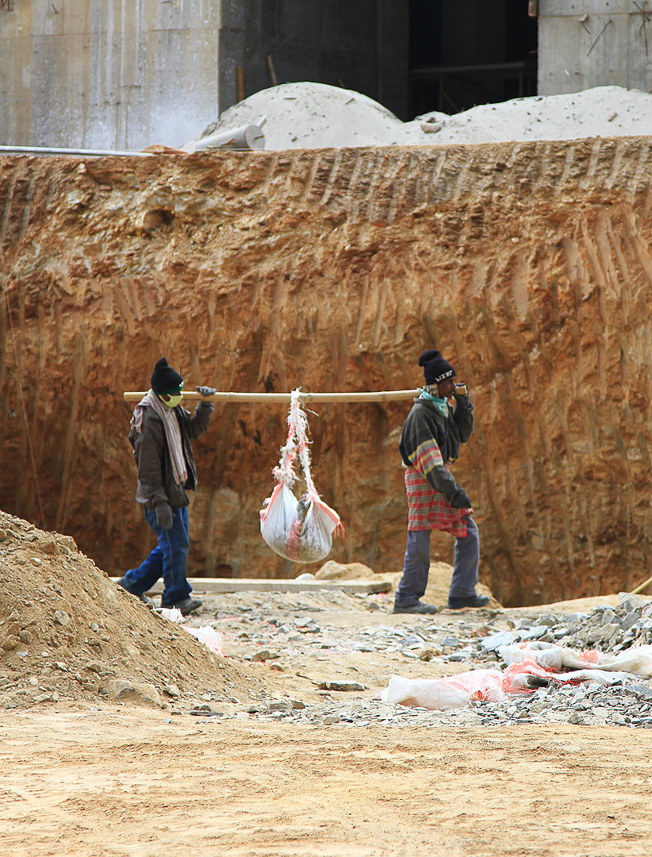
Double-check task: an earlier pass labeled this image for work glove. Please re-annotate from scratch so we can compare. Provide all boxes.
[155,502,174,530]
[450,488,472,510]
[195,385,216,397]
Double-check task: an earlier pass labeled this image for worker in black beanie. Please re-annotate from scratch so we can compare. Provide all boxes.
[393,349,489,613]
[117,357,217,616]
[150,357,184,394]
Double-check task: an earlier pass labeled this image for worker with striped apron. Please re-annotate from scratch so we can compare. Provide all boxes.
[394,349,489,614]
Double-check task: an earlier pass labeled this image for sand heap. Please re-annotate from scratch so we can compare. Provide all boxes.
[195,82,652,150]
[0,509,266,709]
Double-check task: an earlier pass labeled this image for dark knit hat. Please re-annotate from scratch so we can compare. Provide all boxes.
[150,357,183,394]
[418,349,456,385]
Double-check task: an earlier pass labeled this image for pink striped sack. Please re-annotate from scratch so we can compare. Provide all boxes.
[260,390,342,563]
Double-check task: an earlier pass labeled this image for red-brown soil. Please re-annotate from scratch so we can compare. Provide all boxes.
[2,139,652,604]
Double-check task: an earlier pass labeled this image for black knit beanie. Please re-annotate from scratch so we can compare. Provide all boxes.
[150,357,183,394]
[418,349,456,385]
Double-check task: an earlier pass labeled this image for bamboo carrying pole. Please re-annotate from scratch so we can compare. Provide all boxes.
[629,574,652,596]
[123,389,422,404]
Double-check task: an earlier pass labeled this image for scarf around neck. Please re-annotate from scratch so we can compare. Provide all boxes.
[419,388,449,418]
[131,389,188,486]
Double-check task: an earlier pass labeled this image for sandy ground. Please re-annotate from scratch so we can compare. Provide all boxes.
[1,709,651,857]
[2,513,652,855]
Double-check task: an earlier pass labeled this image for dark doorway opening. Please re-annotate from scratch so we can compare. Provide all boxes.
[408,0,537,118]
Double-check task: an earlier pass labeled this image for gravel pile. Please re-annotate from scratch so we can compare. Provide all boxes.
[503,596,652,653]
[177,589,652,731]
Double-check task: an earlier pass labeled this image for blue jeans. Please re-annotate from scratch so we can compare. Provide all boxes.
[122,506,192,606]
[394,517,480,608]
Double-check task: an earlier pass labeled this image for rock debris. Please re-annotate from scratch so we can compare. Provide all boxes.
[2,508,651,729]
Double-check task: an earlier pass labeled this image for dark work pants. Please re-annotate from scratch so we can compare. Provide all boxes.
[394,517,480,608]
[122,506,192,606]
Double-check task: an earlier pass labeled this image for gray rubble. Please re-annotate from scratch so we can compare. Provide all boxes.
[176,588,652,730]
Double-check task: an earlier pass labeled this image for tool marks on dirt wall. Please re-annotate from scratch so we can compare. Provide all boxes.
[2,140,652,599]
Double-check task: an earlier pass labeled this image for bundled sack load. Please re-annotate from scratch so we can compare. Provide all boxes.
[380,660,631,711]
[260,390,342,563]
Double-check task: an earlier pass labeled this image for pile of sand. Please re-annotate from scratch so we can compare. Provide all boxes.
[200,81,402,149]
[392,85,652,146]
[0,510,266,709]
[315,559,498,609]
[195,81,652,150]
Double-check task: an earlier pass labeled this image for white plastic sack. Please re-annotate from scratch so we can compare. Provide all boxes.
[159,607,185,624]
[183,625,224,656]
[380,670,506,710]
[381,661,632,711]
[590,644,652,676]
[502,659,630,692]
[499,643,565,671]
[260,482,340,563]
[499,642,652,677]
[260,390,342,563]
[159,608,225,656]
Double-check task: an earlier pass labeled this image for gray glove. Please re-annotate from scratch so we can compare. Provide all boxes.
[450,488,472,509]
[195,385,216,397]
[155,503,174,530]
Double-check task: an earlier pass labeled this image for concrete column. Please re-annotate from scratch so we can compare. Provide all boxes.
[538,0,652,95]
[0,0,221,150]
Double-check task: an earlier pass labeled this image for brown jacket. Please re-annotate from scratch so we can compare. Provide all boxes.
[129,402,213,510]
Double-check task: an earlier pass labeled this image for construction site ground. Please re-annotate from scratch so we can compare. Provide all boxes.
[2,707,650,857]
[2,571,651,856]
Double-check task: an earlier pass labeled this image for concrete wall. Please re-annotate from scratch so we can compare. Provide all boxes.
[0,0,220,150]
[538,0,652,95]
[1,0,408,150]
[219,0,409,120]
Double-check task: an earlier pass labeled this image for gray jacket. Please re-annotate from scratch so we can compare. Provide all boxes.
[129,402,214,510]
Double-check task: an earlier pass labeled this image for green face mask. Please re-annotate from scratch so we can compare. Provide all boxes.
[158,389,183,408]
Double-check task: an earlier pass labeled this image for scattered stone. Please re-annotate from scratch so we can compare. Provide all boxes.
[53,611,70,627]
[103,679,161,707]
[318,681,366,692]
[250,650,278,662]
[189,704,223,717]
[1,635,19,651]
[267,700,293,713]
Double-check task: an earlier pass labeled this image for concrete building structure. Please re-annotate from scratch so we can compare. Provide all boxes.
[537,0,652,95]
[1,0,537,152]
[0,0,408,151]
[11,2,652,153]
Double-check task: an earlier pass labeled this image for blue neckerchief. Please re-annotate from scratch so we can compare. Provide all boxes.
[419,389,449,417]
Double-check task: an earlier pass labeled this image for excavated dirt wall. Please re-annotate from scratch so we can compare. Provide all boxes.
[1,139,652,605]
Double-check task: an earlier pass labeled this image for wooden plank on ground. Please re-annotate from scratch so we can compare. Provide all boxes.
[110,577,392,595]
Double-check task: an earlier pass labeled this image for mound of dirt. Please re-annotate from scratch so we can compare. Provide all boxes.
[381,561,498,609]
[0,509,267,710]
[314,560,377,581]
[315,559,498,609]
